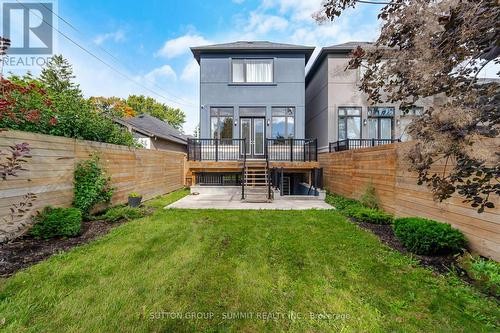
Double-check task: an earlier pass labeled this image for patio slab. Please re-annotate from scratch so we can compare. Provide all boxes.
[166,194,333,210]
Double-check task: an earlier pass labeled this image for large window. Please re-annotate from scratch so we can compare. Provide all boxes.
[367,107,394,140]
[338,107,361,140]
[271,107,295,139]
[210,107,233,140]
[232,59,273,83]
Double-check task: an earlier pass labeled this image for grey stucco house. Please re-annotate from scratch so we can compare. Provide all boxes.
[305,42,437,153]
[188,41,323,202]
[191,41,315,147]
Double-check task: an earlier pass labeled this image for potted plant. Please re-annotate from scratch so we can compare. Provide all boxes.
[128,192,142,207]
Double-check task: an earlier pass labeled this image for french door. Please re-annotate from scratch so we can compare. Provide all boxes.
[240,117,265,159]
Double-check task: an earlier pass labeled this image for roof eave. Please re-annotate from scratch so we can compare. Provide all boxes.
[191,47,316,64]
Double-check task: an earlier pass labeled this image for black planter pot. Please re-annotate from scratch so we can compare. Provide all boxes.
[128,196,142,207]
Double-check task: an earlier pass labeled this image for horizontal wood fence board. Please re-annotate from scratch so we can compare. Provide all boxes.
[0,131,186,242]
[319,141,500,261]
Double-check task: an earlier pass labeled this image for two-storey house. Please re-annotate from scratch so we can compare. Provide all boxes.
[305,42,437,153]
[188,41,323,202]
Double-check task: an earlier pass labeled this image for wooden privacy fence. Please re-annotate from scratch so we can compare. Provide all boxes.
[0,130,186,242]
[319,141,500,261]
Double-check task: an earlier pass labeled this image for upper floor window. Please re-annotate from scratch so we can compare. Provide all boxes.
[232,59,273,83]
[271,107,295,139]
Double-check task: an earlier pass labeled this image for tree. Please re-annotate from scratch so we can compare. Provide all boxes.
[125,95,186,130]
[40,55,79,95]
[89,96,136,118]
[315,0,499,212]
[1,56,135,146]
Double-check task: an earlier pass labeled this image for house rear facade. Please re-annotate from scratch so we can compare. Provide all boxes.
[188,41,323,202]
[305,42,436,153]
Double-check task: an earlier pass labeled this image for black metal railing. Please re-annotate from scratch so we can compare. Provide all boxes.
[329,138,401,152]
[266,138,318,162]
[188,138,246,161]
[195,172,243,186]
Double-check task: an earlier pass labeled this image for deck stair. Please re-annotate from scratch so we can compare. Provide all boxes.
[243,160,271,203]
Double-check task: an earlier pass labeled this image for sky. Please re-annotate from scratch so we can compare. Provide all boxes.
[3,0,498,135]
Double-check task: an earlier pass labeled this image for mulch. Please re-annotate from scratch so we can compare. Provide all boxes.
[353,219,460,275]
[0,219,126,277]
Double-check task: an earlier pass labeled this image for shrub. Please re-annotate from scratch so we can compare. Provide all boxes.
[74,155,113,216]
[128,192,141,198]
[359,183,379,209]
[394,217,466,255]
[458,253,500,297]
[97,205,147,223]
[346,206,393,224]
[29,206,82,239]
[326,194,363,212]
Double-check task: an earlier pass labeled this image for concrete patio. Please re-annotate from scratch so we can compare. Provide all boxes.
[165,193,333,210]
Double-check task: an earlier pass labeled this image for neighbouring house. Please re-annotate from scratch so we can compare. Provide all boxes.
[305,42,438,153]
[115,114,188,153]
[188,41,324,202]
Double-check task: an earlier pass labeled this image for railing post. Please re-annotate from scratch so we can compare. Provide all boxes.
[315,139,318,161]
[371,138,375,147]
[280,167,284,196]
[215,139,219,162]
[303,140,306,162]
[346,138,350,150]
[290,139,293,162]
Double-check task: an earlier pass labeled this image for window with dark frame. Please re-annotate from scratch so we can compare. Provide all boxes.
[210,107,233,140]
[338,107,361,140]
[367,106,395,140]
[232,59,273,83]
[271,107,295,139]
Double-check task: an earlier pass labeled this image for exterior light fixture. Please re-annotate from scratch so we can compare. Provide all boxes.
[363,119,367,126]
[234,120,238,127]
[267,119,270,126]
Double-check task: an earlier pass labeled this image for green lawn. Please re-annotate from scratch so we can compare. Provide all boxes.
[0,190,498,332]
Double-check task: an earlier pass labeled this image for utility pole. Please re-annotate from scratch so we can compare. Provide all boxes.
[0,37,11,81]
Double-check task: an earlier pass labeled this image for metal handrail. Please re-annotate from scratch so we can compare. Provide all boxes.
[187,138,246,161]
[329,138,401,152]
[265,138,318,162]
[241,138,246,200]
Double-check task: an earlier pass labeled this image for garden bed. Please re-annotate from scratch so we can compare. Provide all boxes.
[352,218,461,275]
[0,219,126,277]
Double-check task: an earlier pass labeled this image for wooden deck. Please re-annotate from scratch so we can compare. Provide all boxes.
[186,160,320,186]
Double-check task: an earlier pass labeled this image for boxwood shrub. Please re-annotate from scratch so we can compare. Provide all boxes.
[29,206,82,239]
[394,217,466,255]
[346,206,393,225]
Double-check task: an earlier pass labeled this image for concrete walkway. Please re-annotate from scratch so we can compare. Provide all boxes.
[166,193,333,210]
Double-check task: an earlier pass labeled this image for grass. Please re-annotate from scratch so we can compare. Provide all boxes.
[0,190,498,332]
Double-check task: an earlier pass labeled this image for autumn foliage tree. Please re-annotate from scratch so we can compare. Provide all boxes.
[315,0,499,212]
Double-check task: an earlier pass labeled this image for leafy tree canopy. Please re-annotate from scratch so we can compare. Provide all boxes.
[315,0,499,212]
[1,55,135,146]
[125,95,186,130]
